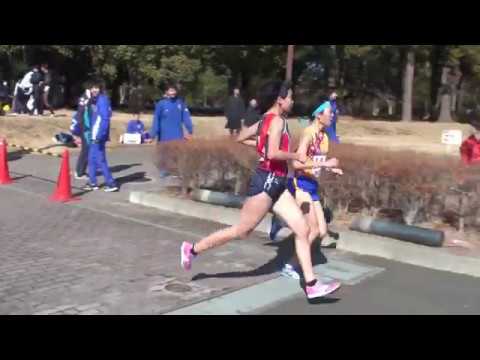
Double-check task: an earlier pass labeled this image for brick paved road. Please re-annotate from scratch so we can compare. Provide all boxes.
[0,147,395,315]
[0,182,295,314]
[1,148,299,314]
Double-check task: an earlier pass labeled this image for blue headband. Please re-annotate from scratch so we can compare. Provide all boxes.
[312,102,332,117]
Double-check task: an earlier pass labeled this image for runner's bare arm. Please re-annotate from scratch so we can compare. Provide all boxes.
[292,133,315,170]
[267,116,304,162]
[237,122,259,147]
[293,131,339,171]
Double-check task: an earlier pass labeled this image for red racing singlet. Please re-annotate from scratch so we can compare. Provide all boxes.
[256,113,290,177]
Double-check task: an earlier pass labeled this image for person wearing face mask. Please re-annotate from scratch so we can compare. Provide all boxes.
[149,84,193,143]
[243,98,261,128]
[83,86,118,193]
[74,81,102,180]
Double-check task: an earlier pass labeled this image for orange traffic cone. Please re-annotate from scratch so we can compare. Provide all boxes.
[0,138,13,185]
[50,149,80,203]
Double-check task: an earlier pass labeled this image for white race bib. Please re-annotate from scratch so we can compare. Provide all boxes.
[313,155,327,178]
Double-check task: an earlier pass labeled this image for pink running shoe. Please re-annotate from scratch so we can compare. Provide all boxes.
[305,281,342,300]
[181,242,195,271]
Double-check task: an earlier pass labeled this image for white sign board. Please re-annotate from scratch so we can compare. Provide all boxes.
[122,133,142,145]
[441,130,463,146]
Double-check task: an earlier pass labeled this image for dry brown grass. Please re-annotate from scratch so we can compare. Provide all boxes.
[1,110,477,156]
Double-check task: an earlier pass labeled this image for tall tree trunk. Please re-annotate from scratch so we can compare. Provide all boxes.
[402,49,415,122]
[387,99,395,116]
[328,45,338,88]
[286,45,295,82]
[430,45,449,117]
[397,47,407,101]
[438,66,453,122]
[450,67,461,115]
[451,90,457,113]
[336,45,346,88]
[372,97,380,117]
[361,60,368,90]
[457,78,466,115]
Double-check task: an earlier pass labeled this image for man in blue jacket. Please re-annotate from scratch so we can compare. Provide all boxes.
[149,84,193,143]
[84,87,119,193]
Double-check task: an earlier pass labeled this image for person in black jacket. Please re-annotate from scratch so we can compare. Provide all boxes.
[0,81,9,115]
[224,88,245,136]
[243,98,261,128]
[31,66,43,115]
[128,82,145,117]
[40,64,55,117]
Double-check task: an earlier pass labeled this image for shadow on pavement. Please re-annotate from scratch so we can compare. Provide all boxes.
[308,297,341,305]
[110,163,142,174]
[72,172,150,195]
[72,190,94,197]
[116,172,152,188]
[191,234,329,282]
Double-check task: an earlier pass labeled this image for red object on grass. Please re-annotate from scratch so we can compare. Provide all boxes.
[460,135,480,166]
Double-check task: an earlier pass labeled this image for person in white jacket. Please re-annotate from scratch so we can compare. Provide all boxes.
[13,66,41,115]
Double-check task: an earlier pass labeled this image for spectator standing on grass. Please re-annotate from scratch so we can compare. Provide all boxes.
[13,67,38,115]
[149,84,193,143]
[0,81,9,115]
[31,66,44,116]
[224,88,246,136]
[11,78,23,114]
[149,84,193,177]
[243,98,261,128]
[40,64,55,117]
[128,82,145,117]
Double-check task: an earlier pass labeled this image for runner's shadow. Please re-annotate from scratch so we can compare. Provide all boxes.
[72,190,93,197]
[191,234,328,282]
[110,164,142,174]
[116,172,152,187]
[308,297,341,305]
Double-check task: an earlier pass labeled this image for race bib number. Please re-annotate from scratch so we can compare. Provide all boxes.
[313,155,327,177]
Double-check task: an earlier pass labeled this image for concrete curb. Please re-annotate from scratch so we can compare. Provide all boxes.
[337,231,480,278]
[129,191,280,236]
[129,191,480,279]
